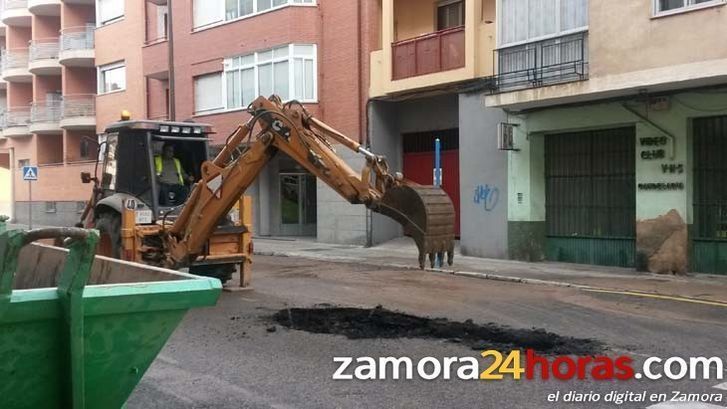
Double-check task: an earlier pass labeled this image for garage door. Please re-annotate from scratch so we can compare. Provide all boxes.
[402,129,460,237]
[545,127,636,267]
[693,115,727,274]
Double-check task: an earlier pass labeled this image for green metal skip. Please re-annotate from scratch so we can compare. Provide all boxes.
[0,220,221,408]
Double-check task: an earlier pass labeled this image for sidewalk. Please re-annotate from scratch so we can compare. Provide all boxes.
[254,236,727,305]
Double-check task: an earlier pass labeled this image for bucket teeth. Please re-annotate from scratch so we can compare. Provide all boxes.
[375,184,456,269]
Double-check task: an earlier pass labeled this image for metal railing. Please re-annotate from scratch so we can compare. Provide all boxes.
[4,0,27,10]
[29,39,59,62]
[1,49,29,71]
[60,25,95,52]
[61,94,95,119]
[4,107,30,128]
[30,100,62,123]
[392,25,466,80]
[492,32,588,92]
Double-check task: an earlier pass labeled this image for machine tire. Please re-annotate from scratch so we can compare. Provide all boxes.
[190,264,235,285]
[95,211,122,259]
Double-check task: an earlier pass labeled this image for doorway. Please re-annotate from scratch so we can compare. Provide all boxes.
[402,129,461,237]
[693,115,727,274]
[279,173,317,236]
[545,127,636,267]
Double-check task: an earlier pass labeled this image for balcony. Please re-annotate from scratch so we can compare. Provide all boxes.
[60,94,95,130]
[1,49,32,82]
[3,107,31,138]
[0,3,6,35]
[392,26,466,81]
[59,25,94,67]
[29,100,62,134]
[492,32,589,93]
[2,0,31,26]
[28,0,60,16]
[29,39,61,75]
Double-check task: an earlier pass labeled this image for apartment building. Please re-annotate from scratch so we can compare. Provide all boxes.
[90,0,376,244]
[0,0,376,242]
[367,0,510,258]
[484,0,727,274]
[0,0,97,226]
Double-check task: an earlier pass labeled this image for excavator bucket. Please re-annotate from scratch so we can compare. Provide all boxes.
[375,184,456,269]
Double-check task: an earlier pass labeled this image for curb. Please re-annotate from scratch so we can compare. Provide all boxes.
[254,250,727,307]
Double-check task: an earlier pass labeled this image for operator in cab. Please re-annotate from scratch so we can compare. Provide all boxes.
[155,143,194,206]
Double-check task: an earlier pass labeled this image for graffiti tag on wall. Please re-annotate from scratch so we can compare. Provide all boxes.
[474,184,500,212]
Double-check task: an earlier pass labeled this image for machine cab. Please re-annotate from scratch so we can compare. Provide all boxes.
[97,120,213,222]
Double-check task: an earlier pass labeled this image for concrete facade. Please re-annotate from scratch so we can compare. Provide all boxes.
[504,90,727,272]
[486,0,727,274]
[458,92,507,258]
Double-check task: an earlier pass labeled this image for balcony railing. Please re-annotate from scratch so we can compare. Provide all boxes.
[29,39,59,62]
[31,101,62,124]
[60,25,95,52]
[61,94,95,118]
[1,48,29,71]
[492,32,588,92]
[5,0,28,10]
[4,107,30,128]
[392,25,466,81]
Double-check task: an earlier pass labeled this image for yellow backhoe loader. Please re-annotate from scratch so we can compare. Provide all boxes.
[79,95,455,285]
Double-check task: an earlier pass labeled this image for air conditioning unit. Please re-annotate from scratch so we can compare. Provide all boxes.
[498,123,519,151]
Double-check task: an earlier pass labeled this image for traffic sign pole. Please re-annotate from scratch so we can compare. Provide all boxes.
[28,180,32,230]
[22,166,38,229]
[434,138,442,268]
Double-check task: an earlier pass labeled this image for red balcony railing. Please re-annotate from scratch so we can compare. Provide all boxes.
[392,25,465,81]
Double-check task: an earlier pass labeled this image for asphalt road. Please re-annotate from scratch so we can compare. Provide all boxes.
[127,256,727,409]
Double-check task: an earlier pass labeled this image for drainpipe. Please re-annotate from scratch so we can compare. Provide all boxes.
[9,148,14,223]
[167,0,176,121]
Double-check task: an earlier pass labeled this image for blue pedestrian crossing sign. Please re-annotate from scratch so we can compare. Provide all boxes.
[22,166,38,181]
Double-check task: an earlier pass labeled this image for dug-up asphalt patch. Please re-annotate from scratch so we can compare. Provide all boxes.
[272,306,604,356]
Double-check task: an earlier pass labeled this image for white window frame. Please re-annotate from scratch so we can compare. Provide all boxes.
[496,0,589,48]
[96,0,125,27]
[652,0,726,17]
[97,61,126,95]
[194,43,317,116]
[193,0,316,31]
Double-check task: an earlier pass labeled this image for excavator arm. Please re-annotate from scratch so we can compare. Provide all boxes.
[165,96,455,269]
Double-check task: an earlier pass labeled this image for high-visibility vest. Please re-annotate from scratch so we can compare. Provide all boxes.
[154,155,184,184]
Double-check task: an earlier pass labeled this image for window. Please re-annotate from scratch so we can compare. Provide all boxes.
[654,0,724,15]
[97,0,124,25]
[194,0,315,29]
[499,0,588,46]
[80,138,91,160]
[224,44,317,110]
[98,62,126,94]
[437,0,465,30]
[18,159,29,168]
[157,5,169,39]
[45,202,57,214]
[194,72,224,114]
